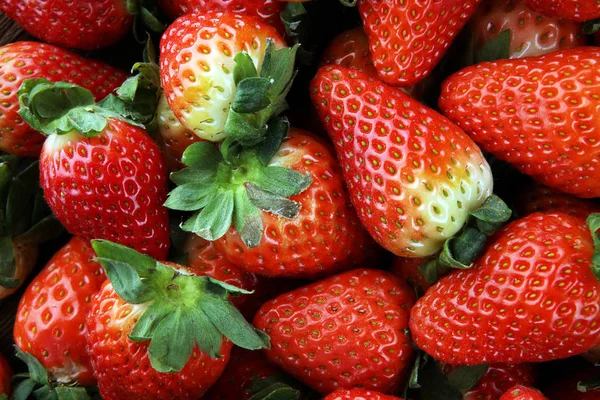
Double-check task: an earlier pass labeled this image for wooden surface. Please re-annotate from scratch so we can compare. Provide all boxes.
[0,12,31,46]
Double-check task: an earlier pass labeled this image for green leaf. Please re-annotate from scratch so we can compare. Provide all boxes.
[224,110,264,147]
[128,301,172,342]
[589,214,600,281]
[470,195,512,236]
[0,235,16,289]
[476,30,511,63]
[578,374,600,392]
[233,186,263,248]
[232,77,272,114]
[437,228,486,271]
[246,183,301,219]
[170,167,216,186]
[11,379,37,400]
[417,259,442,287]
[447,364,489,393]
[54,386,92,400]
[148,308,196,372]
[181,191,234,241]
[234,52,259,85]
[249,384,300,400]
[254,166,312,197]
[188,305,223,358]
[164,182,216,211]
[140,7,165,33]
[15,347,49,385]
[256,117,289,166]
[417,360,463,400]
[583,18,600,34]
[14,215,64,245]
[181,142,224,169]
[260,41,299,100]
[207,276,254,295]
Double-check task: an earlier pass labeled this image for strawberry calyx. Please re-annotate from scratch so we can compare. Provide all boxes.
[583,19,600,34]
[11,348,92,400]
[91,240,270,373]
[126,0,165,38]
[164,136,312,248]
[475,30,511,63]
[586,213,600,281]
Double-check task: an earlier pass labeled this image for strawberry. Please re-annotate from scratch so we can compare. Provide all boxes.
[159,0,285,34]
[439,47,600,199]
[464,364,536,400]
[13,237,105,386]
[410,212,600,365]
[523,0,600,22]
[470,0,585,60]
[0,42,126,157]
[159,11,289,142]
[86,240,269,400]
[17,79,171,260]
[500,385,548,400]
[0,354,12,397]
[254,269,416,394]
[516,183,600,221]
[156,93,202,172]
[321,27,378,77]
[0,1,133,50]
[324,388,403,400]
[357,0,482,86]
[391,256,432,292]
[310,65,493,258]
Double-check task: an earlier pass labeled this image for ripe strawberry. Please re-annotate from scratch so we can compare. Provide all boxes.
[321,27,378,77]
[13,237,105,386]
[0,1,133,50]
[500,385,548,400]
[471,0,585,59]
[87,240,269,400]
[516,183,600,221]
[156,93,202,172]
[439,47,600,199]
[159,0,285,34]
[464,364,536,400]
[0,354,12,397]
[160,11,287,142]
[357,0,482,86]
[523,0,600,22]
[0,42,126,157]
[17,79,171,260]
[410,212,600,365]
[324,388,403,400]
[310,66,493,258]
[254,269,416,394]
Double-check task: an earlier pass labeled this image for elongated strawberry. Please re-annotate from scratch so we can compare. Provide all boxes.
[501,386,548,400]
[465,364,536,400]
[159,0,285,34]
[0,354,12,397]
[311,66,493,258]
[17,79,170,260]
[254,269,416,394]
[13,237,105,387]
[0,1,133,50]
[160,11,290,142]
[516,183,600,221]
[0,42,126,157]
[470,0,585,60]
[523,0,600,22]
[324,388,403,400]
[410,212,600,365]
[87,240,269,400]
[357,0,482,86]
[439,47,600,199]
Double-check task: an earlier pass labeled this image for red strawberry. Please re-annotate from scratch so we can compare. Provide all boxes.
[159,0,285,34]
[471,0,585,59]
[516,183,600,221]
[391,256,432,291]
[13,237,105,386]
[324,388,404,400]
[0,1,133,50]
[357,0,482,86]
[523,0,600,22]
[439,47,600,199]
[160,11,286,142]
[464,364,536,400]
[310,66,493,258]
[410,212,600,365]
[0,42,126,157]
[500,385,548,400]
[87,240,269,400]
[254,269,416,395]
[321,27,378,77]
[0,354,12,397]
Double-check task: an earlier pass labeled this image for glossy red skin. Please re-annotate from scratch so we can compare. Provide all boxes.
[471,0,585,59]
[254,269,416,395]
[86,280,233,400]
[391,257,431,292]
[215,128,378,278]
[159,0,285,34]
[439,47,600,199]
[464,364,536,400]
[517,183,600,221]
[321,27,378,77]
[157,122,202,173]
[203,347,280,400]
[410,213,600,365]
[0,0,132,50]
[358,0,482,86]
[13,237,105,386]
[500,385,548,400]
[0,42,126,157]
[0,354,12,397]
[324,388,403,400]
[542,366,600,400]
[40,119,170,260]
[523,0,600,22]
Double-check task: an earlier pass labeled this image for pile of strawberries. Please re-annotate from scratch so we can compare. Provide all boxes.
[0,0,598,399]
